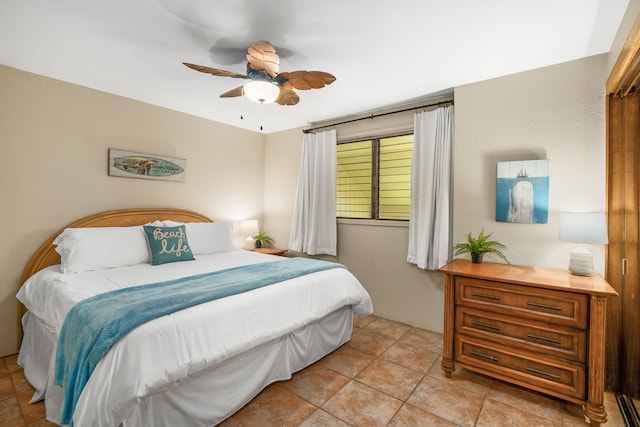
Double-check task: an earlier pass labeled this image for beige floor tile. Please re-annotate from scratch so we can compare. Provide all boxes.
[220,384,316,427]
[318,345,375,378]
[299,409,351,427]
[427,356,493,396]
[476,397,561,426]
[0,375,14,400]
[0,395,26,427]
[486,380,565,423]
[407,376,485,427]
[365,317,411,340]
[388,403,459,427]
[356,359,424,401]
[24,420,59,427]
[562,410,591,426]
[399,327,444,355]
[17,392,46,424]
[282,363,350,407]
[11,372,33,396]
[322,380,403,427]
[353,315,377,331]
[346,326,398,357]
[380,339,440,374]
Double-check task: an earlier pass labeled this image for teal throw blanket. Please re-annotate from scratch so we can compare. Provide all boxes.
[54,257,344,425]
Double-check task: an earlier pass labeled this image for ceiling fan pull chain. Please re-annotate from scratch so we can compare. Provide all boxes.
[240,92,245,120]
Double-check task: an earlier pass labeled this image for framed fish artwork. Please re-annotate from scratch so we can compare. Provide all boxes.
[108,149,186,182]
[496,159,549,224]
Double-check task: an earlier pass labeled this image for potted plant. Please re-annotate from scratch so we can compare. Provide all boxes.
[253,231,274,249]
[453,229,510,264]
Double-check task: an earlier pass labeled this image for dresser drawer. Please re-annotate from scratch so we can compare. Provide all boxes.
[455,335,586,400]
[455,277,588,328]
[456,307,586,362]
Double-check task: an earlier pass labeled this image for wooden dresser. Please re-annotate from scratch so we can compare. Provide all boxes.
[439,259,618,426]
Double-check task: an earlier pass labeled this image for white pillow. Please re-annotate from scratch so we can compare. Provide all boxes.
[53,226,150,273]
[187,222,236,255]
[158,221,236,255]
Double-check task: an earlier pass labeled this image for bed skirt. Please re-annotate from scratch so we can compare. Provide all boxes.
[19,307,354,426]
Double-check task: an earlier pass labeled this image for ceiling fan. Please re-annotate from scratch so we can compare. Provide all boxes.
[183,41,336,106]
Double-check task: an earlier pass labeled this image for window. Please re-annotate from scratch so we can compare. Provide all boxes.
[337,134,413,220]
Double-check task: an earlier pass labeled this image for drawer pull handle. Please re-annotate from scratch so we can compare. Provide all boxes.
[471,292,500,301]
[471,321,500,331]
[470,351,499,362]
[525,367,561,380]
[526,334,562,345]
[527,301,562,311]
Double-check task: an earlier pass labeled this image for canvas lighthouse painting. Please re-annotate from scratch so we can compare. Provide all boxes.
[496,160,549,224]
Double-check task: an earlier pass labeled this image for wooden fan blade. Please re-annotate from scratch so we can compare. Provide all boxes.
[246,41,280,78]
[220,86,244,98]
[277,70,336,90]
[280,81,294,91]
[183,63,248,79]
[276,88,300,106]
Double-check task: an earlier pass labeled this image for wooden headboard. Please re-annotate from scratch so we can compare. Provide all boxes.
[17,208,212,346]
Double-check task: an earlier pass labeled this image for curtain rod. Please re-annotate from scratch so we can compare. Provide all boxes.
[303,99,453,134]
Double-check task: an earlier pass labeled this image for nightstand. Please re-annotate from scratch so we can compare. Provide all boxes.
[438,259,618,427]
[254,248,287,257]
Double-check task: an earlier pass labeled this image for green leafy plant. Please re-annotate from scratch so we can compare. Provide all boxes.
[253,230,274,249]
[453,229,509,264]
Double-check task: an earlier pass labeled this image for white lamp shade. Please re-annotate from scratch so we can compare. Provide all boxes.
[243,81,280,104]
[559,213,607,276]
[558,213,608,244]
[236,219,259,239]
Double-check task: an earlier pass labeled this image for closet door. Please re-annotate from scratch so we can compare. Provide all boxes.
[605,13,640,397]
[606,92,640,397]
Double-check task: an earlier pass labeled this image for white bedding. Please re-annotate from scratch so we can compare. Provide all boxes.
[17,250,372,426]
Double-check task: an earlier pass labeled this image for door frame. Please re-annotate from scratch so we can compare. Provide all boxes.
[605,13,640,395]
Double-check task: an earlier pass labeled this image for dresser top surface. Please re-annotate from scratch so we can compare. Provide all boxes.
[439,259,618,297]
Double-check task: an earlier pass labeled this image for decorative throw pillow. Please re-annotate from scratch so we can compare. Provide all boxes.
[143,225,195,265]
[149,221,237,255]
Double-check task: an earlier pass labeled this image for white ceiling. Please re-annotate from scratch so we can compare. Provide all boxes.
[0,0,629,134]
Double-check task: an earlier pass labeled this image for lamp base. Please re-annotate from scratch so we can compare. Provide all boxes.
[243,236,255,251]
[568,246,594,276]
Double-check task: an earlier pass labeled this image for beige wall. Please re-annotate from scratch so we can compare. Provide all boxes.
[454,54,608,273]
[263,128,302,247]
[0,65,265,356]
[264,54,610,335]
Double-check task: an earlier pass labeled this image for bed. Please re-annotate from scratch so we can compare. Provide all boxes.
[16,208,373,426]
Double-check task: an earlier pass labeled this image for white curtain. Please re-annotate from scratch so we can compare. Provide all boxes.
[407,105,454,270]
[288,130,337,255]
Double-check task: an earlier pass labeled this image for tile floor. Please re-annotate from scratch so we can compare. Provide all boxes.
[0,315,632,426]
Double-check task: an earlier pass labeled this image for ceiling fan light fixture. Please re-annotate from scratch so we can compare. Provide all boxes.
[184,41,335,107]
[243,81,280,104]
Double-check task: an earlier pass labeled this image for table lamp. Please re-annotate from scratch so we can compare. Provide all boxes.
[558,213,608,276]
[235,219,259,250]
